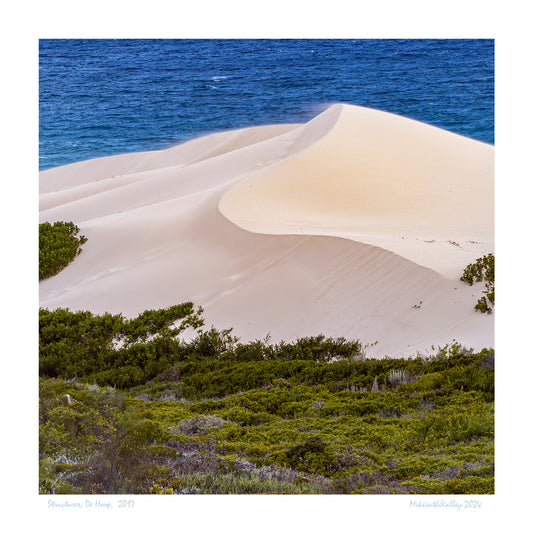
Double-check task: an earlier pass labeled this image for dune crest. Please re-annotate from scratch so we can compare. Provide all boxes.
[219,104,494,279]
[40,104,493,357]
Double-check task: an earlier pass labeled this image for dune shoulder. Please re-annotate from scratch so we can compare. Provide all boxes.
[39,104,494,357]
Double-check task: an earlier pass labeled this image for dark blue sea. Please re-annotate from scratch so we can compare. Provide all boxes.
[39,39,494,171]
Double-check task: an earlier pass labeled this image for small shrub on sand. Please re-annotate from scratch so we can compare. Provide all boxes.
[39,221,87,280]
[461,254,494,314]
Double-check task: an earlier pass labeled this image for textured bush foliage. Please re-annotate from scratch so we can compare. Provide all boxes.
[39,221,87,280]
[39,304,204,387]
[461,254,495,314]
[39,307,366,389]
[39,307,494,495]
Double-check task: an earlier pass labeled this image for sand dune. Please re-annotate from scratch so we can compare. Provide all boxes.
[39,104,494,357]
[220,104,494,278]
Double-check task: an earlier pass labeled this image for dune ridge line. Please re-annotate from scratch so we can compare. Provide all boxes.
[40,104,493,357]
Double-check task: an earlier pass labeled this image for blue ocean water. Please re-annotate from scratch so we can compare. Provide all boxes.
[39,39,494,171]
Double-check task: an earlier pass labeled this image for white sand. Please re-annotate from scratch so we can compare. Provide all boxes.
[39,104,494,357]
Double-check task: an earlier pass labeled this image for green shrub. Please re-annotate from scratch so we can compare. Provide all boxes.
[39,221,87,280]
[285,436,337,474]
[415,404,494,446]
[275,335,363,362]
[38,305,494,495]
[175,415,226,436]
[413,475,494,494]
[461,254,494,314]
[39,304,204,386]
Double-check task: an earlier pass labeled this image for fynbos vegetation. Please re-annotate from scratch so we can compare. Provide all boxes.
[39,305,495,495]
[38,221,494,495]
[461,254,494,314]
[39,221,87,280]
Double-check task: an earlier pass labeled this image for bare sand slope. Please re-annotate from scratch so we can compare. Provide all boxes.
[220,104,494,279]
[40,104,494,357]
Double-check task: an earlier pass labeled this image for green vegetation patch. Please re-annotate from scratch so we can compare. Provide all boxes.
[461,253,494,314]
[39,307,494,495]
[39,221,88,280]
[39,303,204,387]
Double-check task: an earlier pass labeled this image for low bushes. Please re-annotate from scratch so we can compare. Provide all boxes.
[461,254,495,314]
[39,305,494,495]
[39,355,494,494]
[39,303,204,386]
[39,221,87,280]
